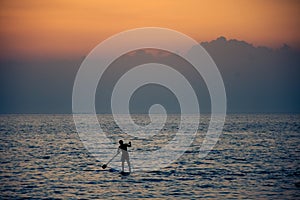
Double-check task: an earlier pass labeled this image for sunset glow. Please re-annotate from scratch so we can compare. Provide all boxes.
[0,0,299,59]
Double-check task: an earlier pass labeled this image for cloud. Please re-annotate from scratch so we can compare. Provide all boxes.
[201,37,300,113]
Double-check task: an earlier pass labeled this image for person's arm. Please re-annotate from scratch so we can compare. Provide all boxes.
[128,141,131,147]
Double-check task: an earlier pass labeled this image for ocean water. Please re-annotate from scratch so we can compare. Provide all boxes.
[0,114,299,199]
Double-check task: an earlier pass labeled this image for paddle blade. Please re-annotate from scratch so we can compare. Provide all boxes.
[102,164,107,169]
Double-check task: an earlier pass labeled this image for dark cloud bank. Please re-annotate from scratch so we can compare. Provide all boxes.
[0,37,299,114]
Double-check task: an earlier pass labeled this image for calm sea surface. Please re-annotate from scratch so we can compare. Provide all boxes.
[0,114,299,199]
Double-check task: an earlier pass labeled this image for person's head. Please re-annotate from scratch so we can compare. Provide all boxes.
[119,140,123,145]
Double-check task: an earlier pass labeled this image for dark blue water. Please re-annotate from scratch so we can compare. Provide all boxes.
[0,114,299,199]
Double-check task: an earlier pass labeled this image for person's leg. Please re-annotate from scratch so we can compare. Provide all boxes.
[121,152,125,172]
[127,159,131,172]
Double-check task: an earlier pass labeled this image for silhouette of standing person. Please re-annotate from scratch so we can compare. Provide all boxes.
[118,140,131,172]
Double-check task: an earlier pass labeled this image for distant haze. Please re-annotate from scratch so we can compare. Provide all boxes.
[0,37,299,114]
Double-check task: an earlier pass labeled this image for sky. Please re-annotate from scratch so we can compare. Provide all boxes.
[0,0,299,114]
[1,0,300,60]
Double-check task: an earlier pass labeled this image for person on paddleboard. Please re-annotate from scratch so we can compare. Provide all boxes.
[118,140,131,172]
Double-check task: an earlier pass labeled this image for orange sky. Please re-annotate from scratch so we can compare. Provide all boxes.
[0,0,299,59]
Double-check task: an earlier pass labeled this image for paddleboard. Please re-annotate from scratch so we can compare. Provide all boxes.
[120,171,131,176]
[108,168,131,176]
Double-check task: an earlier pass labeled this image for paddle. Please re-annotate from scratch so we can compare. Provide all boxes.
[102,151,120,169]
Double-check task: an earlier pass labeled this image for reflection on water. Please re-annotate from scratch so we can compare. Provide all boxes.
[0,114,299,199]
